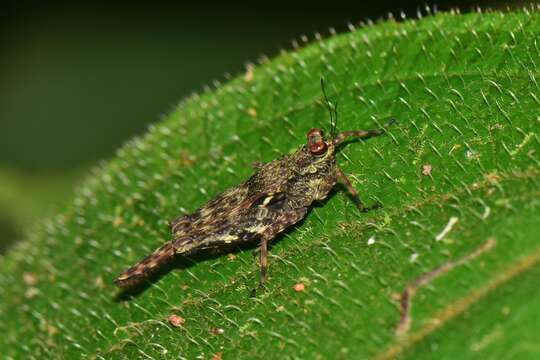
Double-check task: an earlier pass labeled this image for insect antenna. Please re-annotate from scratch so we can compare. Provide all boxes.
[320,77,339,139]
[332,100,339,140]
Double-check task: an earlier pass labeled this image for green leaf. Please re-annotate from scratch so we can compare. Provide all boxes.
[1,9,539,359]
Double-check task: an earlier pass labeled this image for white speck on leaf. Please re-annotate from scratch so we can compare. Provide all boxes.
[435,217,459,241]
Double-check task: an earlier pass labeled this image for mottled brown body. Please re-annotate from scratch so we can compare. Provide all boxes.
[115,120,394,289]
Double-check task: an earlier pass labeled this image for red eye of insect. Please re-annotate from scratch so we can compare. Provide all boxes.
[307,128,327,155]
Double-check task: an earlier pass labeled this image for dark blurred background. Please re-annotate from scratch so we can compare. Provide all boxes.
[0,1,529,252]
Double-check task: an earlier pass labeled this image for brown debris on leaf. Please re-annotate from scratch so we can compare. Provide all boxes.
[422,164,432,176]
[247,108,257,118]
[23,272,38,285]
[168,314,185,328]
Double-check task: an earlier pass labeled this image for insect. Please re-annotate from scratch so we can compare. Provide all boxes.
[115,81,395,290]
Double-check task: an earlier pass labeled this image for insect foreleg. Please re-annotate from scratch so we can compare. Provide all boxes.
[333,118,397,146]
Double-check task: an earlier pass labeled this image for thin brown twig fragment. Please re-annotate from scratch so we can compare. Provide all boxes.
[396,237,497,336]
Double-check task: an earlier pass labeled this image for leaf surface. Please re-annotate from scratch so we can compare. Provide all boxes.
[1,9,539,359]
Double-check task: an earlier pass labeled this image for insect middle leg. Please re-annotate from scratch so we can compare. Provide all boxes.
[250,234,270,297]
[259,234,269,287]
[337,168,380,212]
